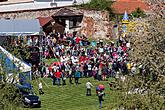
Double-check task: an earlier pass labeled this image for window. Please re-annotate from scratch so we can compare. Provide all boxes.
[69,16,83,29]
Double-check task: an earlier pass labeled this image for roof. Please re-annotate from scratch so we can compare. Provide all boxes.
[37,17,53,27]
[0,0,33,5]
[112,0,150,14]
[52,8,83,17]
[0,19,42,36]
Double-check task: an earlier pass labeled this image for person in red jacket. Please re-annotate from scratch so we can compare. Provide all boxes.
[55,69,61,86]
[75,36,81,44]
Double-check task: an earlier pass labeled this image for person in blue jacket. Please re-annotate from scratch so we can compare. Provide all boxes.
[74,69,81,85]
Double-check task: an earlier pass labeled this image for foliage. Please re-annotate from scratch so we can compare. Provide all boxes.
[0,83,22,110]
[0,41,31,110]
[116,75,165,109]
[4,44,30,61]
[131,7,146,18]
[77,0,115,20]
[116,1,165,109]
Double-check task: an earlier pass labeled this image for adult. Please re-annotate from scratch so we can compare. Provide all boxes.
[41,63,46,78]
[98,66,102,81]
[87,62,92,77]
[61,70,66,85]
[68,68,73,85]
[55,70,61,86]
[38,63,43,77]
[74,70,81,85]
[52,69,56,85]
[98,90,105,109]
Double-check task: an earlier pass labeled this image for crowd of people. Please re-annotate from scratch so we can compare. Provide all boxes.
[28,31,138,109]
[32,31,136,86]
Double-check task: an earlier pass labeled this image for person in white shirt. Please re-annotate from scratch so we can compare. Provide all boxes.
[38,81,44,95]
[131,64,137,75]
[86,80,93,96]
[87,62,92,77]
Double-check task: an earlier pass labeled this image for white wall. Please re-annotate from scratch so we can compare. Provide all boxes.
[0,0,90,12]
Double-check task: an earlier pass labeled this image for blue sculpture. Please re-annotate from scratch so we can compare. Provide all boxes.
[123,11,129,21]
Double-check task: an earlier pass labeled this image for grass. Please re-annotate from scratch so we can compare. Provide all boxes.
[20,77,120,110]
[43,58,59,65]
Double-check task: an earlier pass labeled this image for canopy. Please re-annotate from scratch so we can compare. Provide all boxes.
[0,19,42,36]
[0,46,31,73]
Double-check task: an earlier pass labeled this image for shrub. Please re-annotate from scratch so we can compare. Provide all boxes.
[131,7,145,18]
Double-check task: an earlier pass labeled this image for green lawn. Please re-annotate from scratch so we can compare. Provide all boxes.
[43,58,59,65]
[21,78,120,110]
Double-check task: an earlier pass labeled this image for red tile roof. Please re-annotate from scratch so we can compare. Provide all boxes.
[37,17,52,27]
[112,0,150,14]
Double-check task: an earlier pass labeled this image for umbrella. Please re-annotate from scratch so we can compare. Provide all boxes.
[48,61,62,71]
[98,84,105,90]
[96,86,101,91]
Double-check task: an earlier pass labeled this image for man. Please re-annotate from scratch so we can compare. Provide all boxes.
[68,69,73,85]
[87,62,92,77]
[75,69,81,85]
[55,70,61,86]
[61,70,66,85]
[86,80,93,96]
[38,63,43,77]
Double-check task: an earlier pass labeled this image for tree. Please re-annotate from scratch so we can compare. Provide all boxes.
[0,42,31,110]
[131,7,145,18]
[113,0,165,109]
[77,0,115,19]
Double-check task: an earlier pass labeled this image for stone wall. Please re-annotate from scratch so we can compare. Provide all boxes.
[79,10,112,38]
[0,7,112,38]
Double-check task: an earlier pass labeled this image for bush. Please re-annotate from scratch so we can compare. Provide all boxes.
[77,0,115,19]
[0,83,22,110]
[131,7,145,18]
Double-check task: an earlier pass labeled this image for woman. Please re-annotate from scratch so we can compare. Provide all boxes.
[97,90,105,109]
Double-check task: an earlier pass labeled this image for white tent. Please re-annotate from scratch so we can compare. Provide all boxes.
[0,46,31,73]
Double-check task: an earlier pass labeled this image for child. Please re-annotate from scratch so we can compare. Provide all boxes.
[86,80,93,96]
[38,81,44,95]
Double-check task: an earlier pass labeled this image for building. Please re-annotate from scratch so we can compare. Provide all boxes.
[0,0,111,38]
[37,8,83,34]
[0,0,89,12]
[52,8,83,33]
